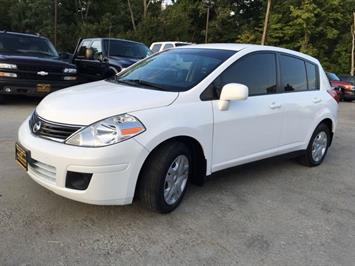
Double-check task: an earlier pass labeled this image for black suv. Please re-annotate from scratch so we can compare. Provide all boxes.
[0,31,78,103]
[72,38,151,82]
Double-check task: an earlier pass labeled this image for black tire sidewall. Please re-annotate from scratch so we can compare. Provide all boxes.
[306,124,330,166]
[157,144,192,212]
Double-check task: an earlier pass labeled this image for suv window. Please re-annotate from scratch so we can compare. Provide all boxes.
[163,43,174,50]
[279,55,307,92]
[305,62,318,90]
[77,40,91,58]
[91,40,102,57]
[151,44,161,53]
[213,53,277,96]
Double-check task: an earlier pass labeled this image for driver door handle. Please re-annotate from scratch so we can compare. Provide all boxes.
[269,102,282,109]
[313,97,322,104]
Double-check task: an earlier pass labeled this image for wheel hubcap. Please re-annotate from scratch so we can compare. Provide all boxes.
[163,155,189,205]
[311,131,328,162]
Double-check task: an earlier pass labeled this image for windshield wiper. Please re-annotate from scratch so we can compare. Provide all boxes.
[117,79,166,91]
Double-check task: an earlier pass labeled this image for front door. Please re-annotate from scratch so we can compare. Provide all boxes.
[211,52,284,171]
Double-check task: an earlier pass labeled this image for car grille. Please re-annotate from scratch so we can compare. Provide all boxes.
[29,112,82,142]
[17,64,66,81]
[28,159,56,184]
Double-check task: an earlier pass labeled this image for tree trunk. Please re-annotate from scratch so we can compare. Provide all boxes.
[128,0,136,32]
[261,0,272,45]
[205,6,210,43]
[143,0,152,18]
[351,12,355,76]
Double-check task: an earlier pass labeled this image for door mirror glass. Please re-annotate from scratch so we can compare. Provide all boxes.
[218,83,248,111]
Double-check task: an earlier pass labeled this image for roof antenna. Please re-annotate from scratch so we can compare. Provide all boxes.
[107,25,112,57]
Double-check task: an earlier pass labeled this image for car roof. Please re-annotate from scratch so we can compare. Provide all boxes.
[82,37,146,46]
[0,30,46,39]
[177,43,319,63]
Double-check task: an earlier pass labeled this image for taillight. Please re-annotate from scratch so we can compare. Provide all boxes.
[327,89,340,103]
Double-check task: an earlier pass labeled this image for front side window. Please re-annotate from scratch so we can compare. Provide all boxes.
[213,53,277,96]
[279,55,307,92]
[0,34,58,57]
[91,40,102,57]
[77,40,91,58]
[112,48,235,92]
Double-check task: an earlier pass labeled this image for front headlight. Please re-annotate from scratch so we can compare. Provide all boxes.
[65,114,145,147]
[0,63,17,69]
[63,68,77,74]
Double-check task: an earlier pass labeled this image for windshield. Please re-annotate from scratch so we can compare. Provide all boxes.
[327,72,340,81]
[112,48,235,92]
[103,39,150,59]
[0,34,58,57]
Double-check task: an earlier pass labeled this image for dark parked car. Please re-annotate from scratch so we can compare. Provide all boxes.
[326,72,355,102]
[72,38,151,82]
[0,31,78,103]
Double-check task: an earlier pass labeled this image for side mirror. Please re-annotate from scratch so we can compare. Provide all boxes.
[218,83,248,111]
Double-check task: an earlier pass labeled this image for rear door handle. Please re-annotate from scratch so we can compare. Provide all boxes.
[269,102,281,109]
[313,98,322,104]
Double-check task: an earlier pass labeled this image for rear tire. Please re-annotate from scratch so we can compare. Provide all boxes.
[298,123,330,167]
[138,142,191,213]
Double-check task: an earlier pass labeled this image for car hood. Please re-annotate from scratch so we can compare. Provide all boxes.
[0,54,76,68]
[36,80,179,125]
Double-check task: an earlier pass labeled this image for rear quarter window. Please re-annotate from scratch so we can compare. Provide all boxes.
[305,62,319,90]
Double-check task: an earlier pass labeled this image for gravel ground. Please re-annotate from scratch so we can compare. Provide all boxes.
[0,97,354,266]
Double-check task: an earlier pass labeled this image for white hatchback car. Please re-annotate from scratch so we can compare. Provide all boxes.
[17,44,338,213]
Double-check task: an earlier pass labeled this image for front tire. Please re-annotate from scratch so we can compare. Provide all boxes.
[138,142,191,213]
[299,123,330,167]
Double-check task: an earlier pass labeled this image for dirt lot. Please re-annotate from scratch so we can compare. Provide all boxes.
[0,98,354,266]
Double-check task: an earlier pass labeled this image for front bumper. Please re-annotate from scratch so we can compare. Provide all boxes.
[18,118,149,205]
[0,78,78,97]
[343,89,355,100]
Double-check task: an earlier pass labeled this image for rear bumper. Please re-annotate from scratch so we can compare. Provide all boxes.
[0,78,78,97]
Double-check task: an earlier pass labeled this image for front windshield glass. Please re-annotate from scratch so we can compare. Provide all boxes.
[103,39,150,59]
[112,48,235,92]
[0,34,58,57]
[327,72,340,81]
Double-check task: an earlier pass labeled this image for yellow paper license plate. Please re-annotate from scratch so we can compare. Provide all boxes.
[37,83,51,93]
[15,143,29,170]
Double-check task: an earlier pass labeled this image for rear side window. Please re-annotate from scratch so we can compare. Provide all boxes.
[214,53,277,96]
[151,44,161,53]
[305,62,319,90]
[163,43,174,50]
[279,55,307,92]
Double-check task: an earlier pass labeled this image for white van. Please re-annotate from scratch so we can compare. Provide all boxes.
[150,41,191,53]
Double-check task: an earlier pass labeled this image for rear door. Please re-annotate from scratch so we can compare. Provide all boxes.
[276,54,321,146]
[211,52,285,171]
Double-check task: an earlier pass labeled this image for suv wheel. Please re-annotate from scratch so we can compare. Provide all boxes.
[299,123,330,167]
[138,142,191,213]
